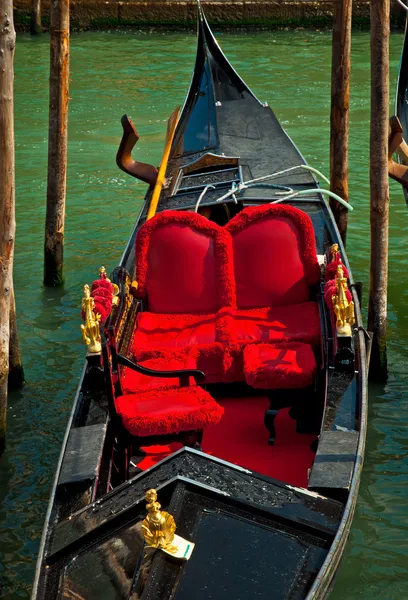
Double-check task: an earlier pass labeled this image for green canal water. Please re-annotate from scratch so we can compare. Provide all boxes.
[0,29,407,599]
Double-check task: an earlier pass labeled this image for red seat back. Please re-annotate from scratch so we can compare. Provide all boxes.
[135,211,235,314]
[226,204,320,309]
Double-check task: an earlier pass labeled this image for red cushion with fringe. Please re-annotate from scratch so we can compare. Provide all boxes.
[133,311,217,349]
[132,312,231,383]
[135,211,235,314]
[81,278,114,323]
[115,385,224,437]
[325,259,349,281]
[132,342,228,385]
[243,342,317,389]
[226,204,320,309]
[121,354,198,394]
[231,302,321,347]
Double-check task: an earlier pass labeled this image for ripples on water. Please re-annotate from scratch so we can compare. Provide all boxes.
[0,30,407,599]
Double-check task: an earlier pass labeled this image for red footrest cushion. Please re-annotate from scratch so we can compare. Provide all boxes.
[115,385,224,437]
[243,342,316,389]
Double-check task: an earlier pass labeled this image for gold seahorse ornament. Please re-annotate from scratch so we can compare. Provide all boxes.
[80,284,102,353]
[332,265,355,336]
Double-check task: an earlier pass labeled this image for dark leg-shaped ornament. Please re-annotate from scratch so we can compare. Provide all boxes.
[264,408,279,445]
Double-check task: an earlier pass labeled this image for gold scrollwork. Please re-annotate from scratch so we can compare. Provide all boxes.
[80,284,102,353]
[332,265,355,337]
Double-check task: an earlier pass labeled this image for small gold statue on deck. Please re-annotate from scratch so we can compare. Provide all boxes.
[80,284,102,353]
[332,265,355,337]
[141,489,177,553]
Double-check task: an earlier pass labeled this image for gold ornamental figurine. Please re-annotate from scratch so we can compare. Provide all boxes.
[80,284,102,353]
[142,489,178,553]
[329,243,340,261]
[332,265,355,337]
[141,489,195,560]
[99,265,120,305]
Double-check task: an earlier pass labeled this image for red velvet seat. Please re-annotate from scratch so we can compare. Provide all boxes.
[243,342,317,389]
[220,205,321,380]
[132,205,322,387]
[115,385,224,437]
[225,204,321,310]
[135,210,235,313]
[133,211,236,382]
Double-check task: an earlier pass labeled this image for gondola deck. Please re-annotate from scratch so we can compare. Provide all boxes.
[32,5,367,600]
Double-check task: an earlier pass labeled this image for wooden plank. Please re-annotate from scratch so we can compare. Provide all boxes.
[58,423,107,485]
[309,430,358,491]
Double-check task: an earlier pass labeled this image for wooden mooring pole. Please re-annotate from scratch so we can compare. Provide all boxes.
[30,0,42,35]
[9,288,25,391]
[330,0,352,245]
[368,0,390,381]
[44,0,69,287]
[0,0,16,450]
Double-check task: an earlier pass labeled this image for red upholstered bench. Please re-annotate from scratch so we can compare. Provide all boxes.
[131,204,322,387]
[243,343,317,390]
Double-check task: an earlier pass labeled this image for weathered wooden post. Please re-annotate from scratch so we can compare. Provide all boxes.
[44,0,69,286]
[9,289,24,390]
[330,0,352,244]
[368,0,390,381]
[30,0,41,34]
[0,0,16,450]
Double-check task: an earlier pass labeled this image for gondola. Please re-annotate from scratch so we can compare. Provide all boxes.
[32,5,368,599]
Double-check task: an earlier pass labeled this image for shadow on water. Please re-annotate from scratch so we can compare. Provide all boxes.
[0,286,83,599]
[0,29,407,599]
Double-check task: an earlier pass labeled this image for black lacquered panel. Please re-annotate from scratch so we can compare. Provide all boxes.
[174,512,308,600]
[59,522,143,599]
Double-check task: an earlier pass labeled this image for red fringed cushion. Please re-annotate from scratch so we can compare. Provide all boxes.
[226,204,320,309]
[92,279,113,322]
[115,385,224,437]
[325,259,349,281]
[243,342,317,389]
[133,311,217,349]
[81,278,114,323]
[231,302,321,347]
[135,210,235,313]
[121,354,198,394]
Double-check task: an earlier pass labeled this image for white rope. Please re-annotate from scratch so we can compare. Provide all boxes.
[194,184,216,212]
[270,188,354,211]
[396,0,408,12]
[194,164,353,212]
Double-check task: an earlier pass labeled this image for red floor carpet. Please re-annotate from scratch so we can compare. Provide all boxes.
[138,396,316,488]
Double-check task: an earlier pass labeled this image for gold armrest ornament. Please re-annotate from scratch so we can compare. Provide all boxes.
[141,489,194,560]
[80,284,102,353]
[332,265,355,337]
